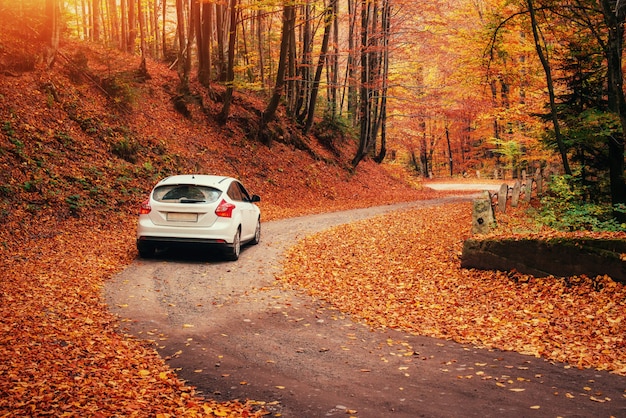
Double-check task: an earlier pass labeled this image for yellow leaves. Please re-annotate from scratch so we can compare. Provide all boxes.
[280,202,626,376]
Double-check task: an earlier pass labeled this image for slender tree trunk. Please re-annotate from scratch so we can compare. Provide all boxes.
[239,8,254,82]
[175,0,189,91]
[158,0,167,58]
[120,0,127,51]
[92,0,101,41]
[197,1,212,87]
[137,0,150,77]
[446,126,453,176]
[294,1,312,121]
[219,0,238,122]
[127,0,137,53]
[599,0,626,219]
[43,0,61,68]
[81,0,89,40]
[329,0,339,117]
[352,0,371,167]
[216,3,227,81]
[374,0,390,163]
[303,1,335,134]
[346,0,358,123]
[108,0,119,48]
[527,0,571,175]
[262,4,295,127]
[256,9,265,90]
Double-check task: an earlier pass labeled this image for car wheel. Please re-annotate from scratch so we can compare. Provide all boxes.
[224,229,241,261]
[137,241,156,258]
[251,218,261,245]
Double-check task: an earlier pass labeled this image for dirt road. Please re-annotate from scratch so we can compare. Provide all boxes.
[105,195,626,417]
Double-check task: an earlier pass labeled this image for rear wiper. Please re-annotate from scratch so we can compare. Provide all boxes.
[180,198,206,203]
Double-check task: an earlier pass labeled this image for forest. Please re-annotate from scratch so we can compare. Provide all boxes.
[2,1,626,416]
[19,0,625,219]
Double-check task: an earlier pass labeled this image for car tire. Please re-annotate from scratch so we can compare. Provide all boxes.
[251,218,261,245]
[137,241,156,258]
[224,229,241,261]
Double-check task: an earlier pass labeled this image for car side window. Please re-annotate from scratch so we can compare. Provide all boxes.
[238,183,252,201]
[227,182,244,201]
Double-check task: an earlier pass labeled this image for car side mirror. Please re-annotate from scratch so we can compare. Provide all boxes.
[250,194,261,203]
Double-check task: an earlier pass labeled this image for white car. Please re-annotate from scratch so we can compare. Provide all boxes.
[136,174,261,260]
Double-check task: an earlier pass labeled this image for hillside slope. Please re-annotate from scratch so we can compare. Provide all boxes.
[0,22,439,416]
[0,25,434,231]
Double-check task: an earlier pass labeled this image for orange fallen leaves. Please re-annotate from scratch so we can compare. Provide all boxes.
[279,202,626,376]
[0,214,265,416]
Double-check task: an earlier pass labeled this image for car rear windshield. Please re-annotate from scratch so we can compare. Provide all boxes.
[153,184,222,203]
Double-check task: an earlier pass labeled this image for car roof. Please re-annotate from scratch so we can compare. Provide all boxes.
[156,175,234,188]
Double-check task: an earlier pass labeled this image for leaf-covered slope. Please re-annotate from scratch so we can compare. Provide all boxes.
[0,32,435,229]
[0,24,436,416]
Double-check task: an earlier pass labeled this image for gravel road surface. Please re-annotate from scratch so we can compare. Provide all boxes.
[105,194,626,417]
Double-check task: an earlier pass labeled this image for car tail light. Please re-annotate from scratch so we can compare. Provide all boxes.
[139,199,151,215]
[215,199,235,218]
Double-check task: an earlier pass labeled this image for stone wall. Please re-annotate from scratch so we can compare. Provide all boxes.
[461,237,626,283]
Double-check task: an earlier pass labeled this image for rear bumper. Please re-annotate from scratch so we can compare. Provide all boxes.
[137,236,227,245]
[137,216,236,244]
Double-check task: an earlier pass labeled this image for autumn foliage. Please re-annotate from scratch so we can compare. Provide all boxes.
[1,3,626,417]
[280,203,626,376]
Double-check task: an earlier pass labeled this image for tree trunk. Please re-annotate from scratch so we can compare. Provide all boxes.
[262,4,295,128]
[127,0,136,53]
[197,1,212,87]
[161,0,166,58]
[303,1,335,134]
[43,0,61,68]
[219,0,238,123]
[346,0,358,123]
[526,0,571,175]
[329,0,339,117]
[136,0,151,78]
[216,3,227,81]
[120,0,127,51]
[445,126,453,176]
[256,9,265,89]
[374,0,390,163]
[352,0,372,167]
[108,0,120,48]
[175,0,189,91]
[599,0,626,221]
[294,1,312,121]
[92,0,101,42]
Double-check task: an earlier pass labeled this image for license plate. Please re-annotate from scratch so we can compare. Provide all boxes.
[167,212,198,222]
